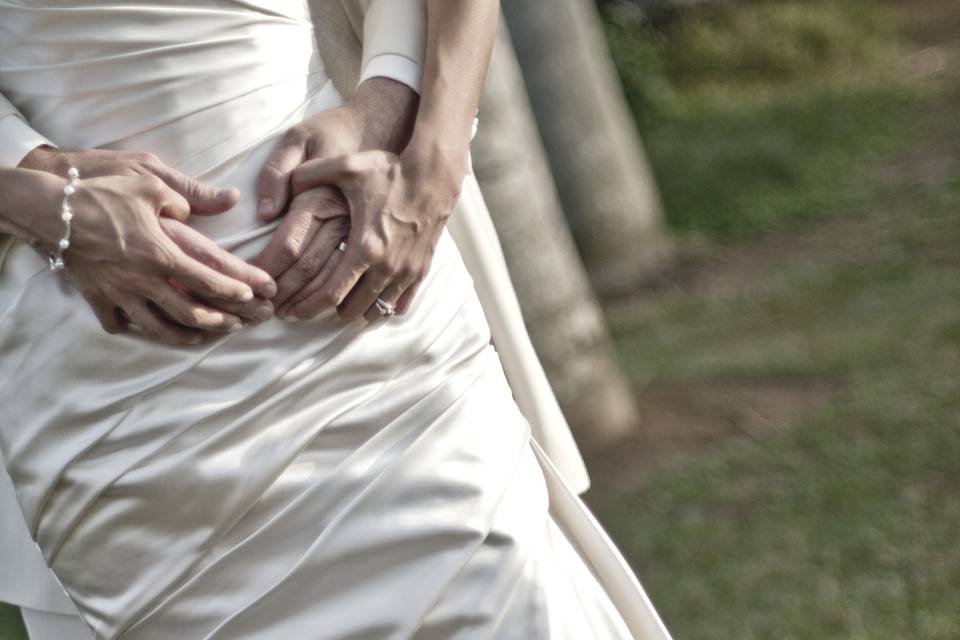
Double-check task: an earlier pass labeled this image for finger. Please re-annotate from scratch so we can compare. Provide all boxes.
[257,128,308,220]
[196,297,275,323]
[250,207,322,279]
[160,217,277,299]
[144,177,192,222]
[147,161,240,215]
[273,215,350,310]
[362,277,407,322]
[122,299,203,346]
[276,239,346,320]
[81,290,128,335]
[290,154,364,194]
[148,284,245,333]
[394,279,422,315]
[338,268,390,322]
[394,254,433,315]
[161,238,256,303]
[308,227,373,320]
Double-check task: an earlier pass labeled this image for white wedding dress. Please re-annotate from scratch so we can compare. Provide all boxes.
[0,2,670,638]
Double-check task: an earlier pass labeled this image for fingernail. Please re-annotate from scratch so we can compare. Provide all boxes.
[258,198,274,218]
[255,305,274,321]
[284,315,300,323]
[240,289,254,302]
[259,280,278,299]
[229,324,243,333]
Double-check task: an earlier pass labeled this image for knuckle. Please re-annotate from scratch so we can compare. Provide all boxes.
[331,216,350,234]
[382,255,406,276]
[140,173,165,192]
[198,251,223,272]
[144,242,176,271]
[280,239,303,261]
[135,152,159,166]
[356,240,381,265]
[395,264,415,282]
[184,307,206,326]
[295,257,318,278]
[340,155,365,176]
[316,288,339,309]
[283,126,304,145]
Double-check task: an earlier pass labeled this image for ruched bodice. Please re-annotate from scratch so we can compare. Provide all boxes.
[0,0,333,250]
[0,1,321,152]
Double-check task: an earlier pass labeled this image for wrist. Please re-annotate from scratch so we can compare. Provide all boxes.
[400,137,468,202]
[18,144,72,176]
[349,77,419,154]
[18,169,71,249]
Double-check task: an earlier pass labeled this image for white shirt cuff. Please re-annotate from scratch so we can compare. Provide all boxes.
[359,53,424,95]
[0,114,52,167]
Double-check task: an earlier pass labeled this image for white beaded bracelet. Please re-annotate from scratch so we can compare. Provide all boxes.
[49,167,80,272]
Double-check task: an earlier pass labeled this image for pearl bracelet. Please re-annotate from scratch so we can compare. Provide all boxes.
[48,167,80,272]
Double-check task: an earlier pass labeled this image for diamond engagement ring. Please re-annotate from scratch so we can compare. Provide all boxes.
[374,297,396,317]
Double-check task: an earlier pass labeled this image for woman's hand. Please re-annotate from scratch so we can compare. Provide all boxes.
[253,77,431,321]
[19,146,277,325]
[52,174,274,345]
[285,143,465,321]
[20,146,241,215]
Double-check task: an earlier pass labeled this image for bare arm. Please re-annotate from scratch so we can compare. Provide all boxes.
[281,0,500,321]
[402,0,500,190]
[0,166,68,245]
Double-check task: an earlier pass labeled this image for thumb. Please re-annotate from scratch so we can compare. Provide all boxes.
[256,129,308,221]
[149,163,240,215]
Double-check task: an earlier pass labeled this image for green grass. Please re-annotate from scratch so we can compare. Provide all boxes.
[598,172,960,638]
[593,2,960,631]
[0,603,25,640]
[603,0,930,238]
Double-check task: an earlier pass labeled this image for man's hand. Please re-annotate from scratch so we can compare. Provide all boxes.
[251,186,350,316]
[255,78,419,222]
[252,78,422,321]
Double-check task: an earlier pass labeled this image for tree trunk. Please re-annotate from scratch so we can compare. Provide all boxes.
[471,22,638,450]
[501,0,672,297]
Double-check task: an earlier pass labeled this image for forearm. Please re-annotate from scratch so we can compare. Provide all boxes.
[403,0,499,182]
[349,77,420,154]
[0,166,67,247]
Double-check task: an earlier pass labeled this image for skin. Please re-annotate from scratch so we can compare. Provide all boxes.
[18,148,279,333]
[0,167,273,345]
[252,77,419,317]
[263,0,501,323]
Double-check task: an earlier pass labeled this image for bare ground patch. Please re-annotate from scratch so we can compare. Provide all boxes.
[585,379,840,493]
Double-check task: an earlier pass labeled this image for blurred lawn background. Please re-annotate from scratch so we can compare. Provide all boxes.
[2,1,957,638]
[587,0,960,638]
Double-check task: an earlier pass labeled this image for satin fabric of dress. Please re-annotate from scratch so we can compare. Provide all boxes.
[0,2,668,638]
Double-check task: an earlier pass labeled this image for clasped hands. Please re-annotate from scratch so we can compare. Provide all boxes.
[23,78,465,345]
